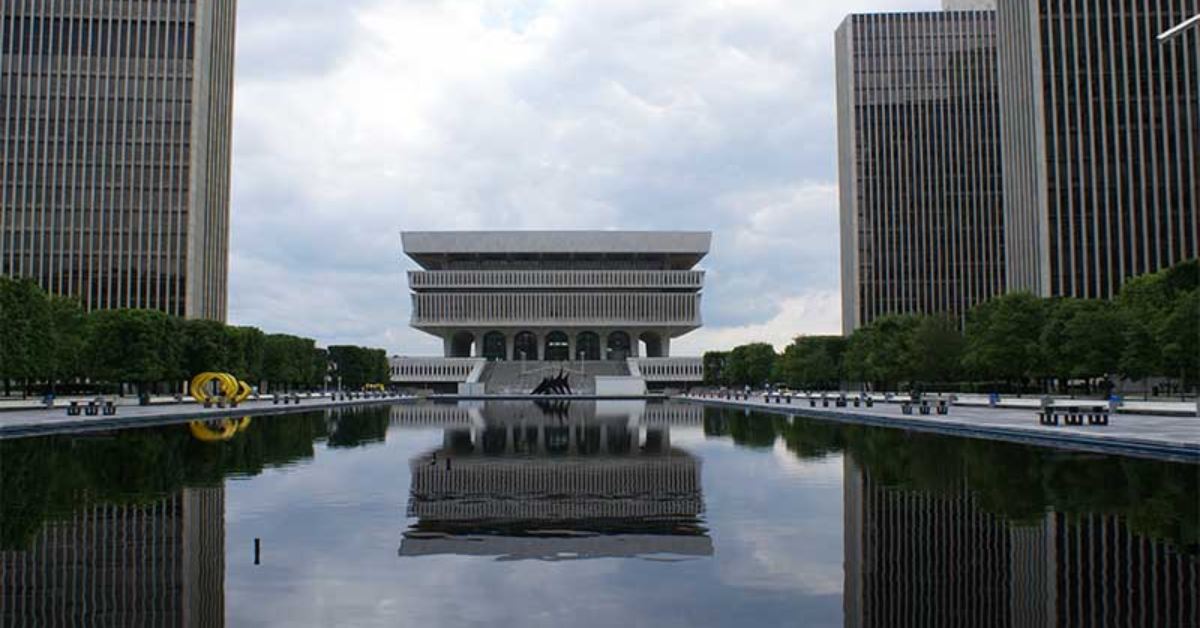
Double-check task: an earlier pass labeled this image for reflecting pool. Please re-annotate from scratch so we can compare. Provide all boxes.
[1,401,1197,627]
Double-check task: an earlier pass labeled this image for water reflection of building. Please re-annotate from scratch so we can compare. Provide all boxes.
[0,487,225,627]
[844,457,1200,628]
[389,399,705,429]
[401,402,710,560]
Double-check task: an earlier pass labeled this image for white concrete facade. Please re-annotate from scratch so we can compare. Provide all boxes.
[401,231,710,362]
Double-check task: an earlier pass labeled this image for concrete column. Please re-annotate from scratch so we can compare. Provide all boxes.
[629,330,640,357]
[505,334,515,361]
[661,335,671,358]
[568,333,578,361]
[442,335,453,358]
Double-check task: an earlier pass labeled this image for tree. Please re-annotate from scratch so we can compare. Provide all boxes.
[1159,289,1199,391]
[0,277,52,395]
[1119,315,1160,390]
[47,296,87,388]
[909,316,964,387]
[263,334,317,391]
[702,351,729,387]
[84,309,179,393]
[844,315,921,390]
[179,319,232,377]
[725,343,777,388]
[228,326,267,384]
[328,345,389,389]
[777,336,845,390]
[963,293,1046,390]
[1116,259,1198,393]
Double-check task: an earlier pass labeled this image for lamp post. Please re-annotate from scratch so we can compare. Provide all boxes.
[1157,14,1199,42]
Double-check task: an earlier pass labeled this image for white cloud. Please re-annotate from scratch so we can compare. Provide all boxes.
[228,0,941,353]
[674,290,841,354]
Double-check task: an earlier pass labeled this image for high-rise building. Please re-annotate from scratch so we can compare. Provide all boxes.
[997,0,1198,299]
[836,8,1004,332]
[0,0,237,320]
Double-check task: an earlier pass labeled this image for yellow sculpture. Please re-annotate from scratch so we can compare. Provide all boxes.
[189,372,253,404]
[188,417,253,442]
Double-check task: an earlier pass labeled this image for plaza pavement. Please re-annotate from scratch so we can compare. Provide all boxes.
[683,392,1199,463]
[0,393,410,439]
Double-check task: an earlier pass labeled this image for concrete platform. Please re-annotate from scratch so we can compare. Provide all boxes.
[0,394,411,439]
[683,393,1200,463]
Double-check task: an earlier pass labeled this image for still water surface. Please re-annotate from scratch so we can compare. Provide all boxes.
[1,401,1197,627]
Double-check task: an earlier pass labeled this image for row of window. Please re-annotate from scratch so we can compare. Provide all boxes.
[2,16,195,59]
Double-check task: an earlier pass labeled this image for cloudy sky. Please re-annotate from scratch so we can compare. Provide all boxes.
[227,0,940,356]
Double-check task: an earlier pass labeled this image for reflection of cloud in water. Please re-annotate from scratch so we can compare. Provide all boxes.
[399,401,711,561]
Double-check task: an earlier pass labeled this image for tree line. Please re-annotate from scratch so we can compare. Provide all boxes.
[704,259,1199,394]
[0,277,391,396]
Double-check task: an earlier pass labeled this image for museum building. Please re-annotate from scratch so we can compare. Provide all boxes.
[401,231,710,361]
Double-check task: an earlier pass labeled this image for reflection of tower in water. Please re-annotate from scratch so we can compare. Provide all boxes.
[402,401,710,560]
[0,487,226,627]
[843,456,1199,628]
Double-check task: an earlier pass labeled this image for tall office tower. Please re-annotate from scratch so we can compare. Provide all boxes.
[997,0,1198,299]
[0,0,237,320]
[836,8,1004,333]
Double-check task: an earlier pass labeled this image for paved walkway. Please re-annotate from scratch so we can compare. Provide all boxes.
[0,394,411,439]
[683,393,1199,462]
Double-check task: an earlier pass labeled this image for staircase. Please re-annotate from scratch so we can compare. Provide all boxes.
[482,361,630,394]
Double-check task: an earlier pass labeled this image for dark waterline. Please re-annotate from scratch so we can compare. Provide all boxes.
[1,401,1197,627]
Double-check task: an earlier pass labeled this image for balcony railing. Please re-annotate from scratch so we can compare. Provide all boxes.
[408,270,704,290]
[630,357,704,382]
[389,357,485,383]
[411,292,701,326]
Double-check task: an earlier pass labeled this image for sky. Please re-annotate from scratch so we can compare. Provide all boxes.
[226,0,941,356]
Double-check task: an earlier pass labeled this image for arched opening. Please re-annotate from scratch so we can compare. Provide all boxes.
[606,331,631,361]
[513,331,538,361]
[544,331,569,361]
[576,331,601,361]
[482,331,507,361]
[449,332,475,358]
[639,331,664,358]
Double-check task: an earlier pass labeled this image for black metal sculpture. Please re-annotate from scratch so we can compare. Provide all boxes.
[530,369,573,395]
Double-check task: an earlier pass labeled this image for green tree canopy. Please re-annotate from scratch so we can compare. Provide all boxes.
[263,334,318,390]
[963,293,1045,386]
[0,277,53,385]
[844,314,922,389]
[725,343,777,387]
[909,316,964,386]
[84,309,180,390]
[1041,298,1126,383]
[702,351,729,387]
[179,318,233,377]
[777,335,845,389]
[329,345,389,389]
[47,296,87,385]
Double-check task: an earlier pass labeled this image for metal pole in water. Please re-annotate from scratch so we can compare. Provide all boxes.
[254,538,261,565]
